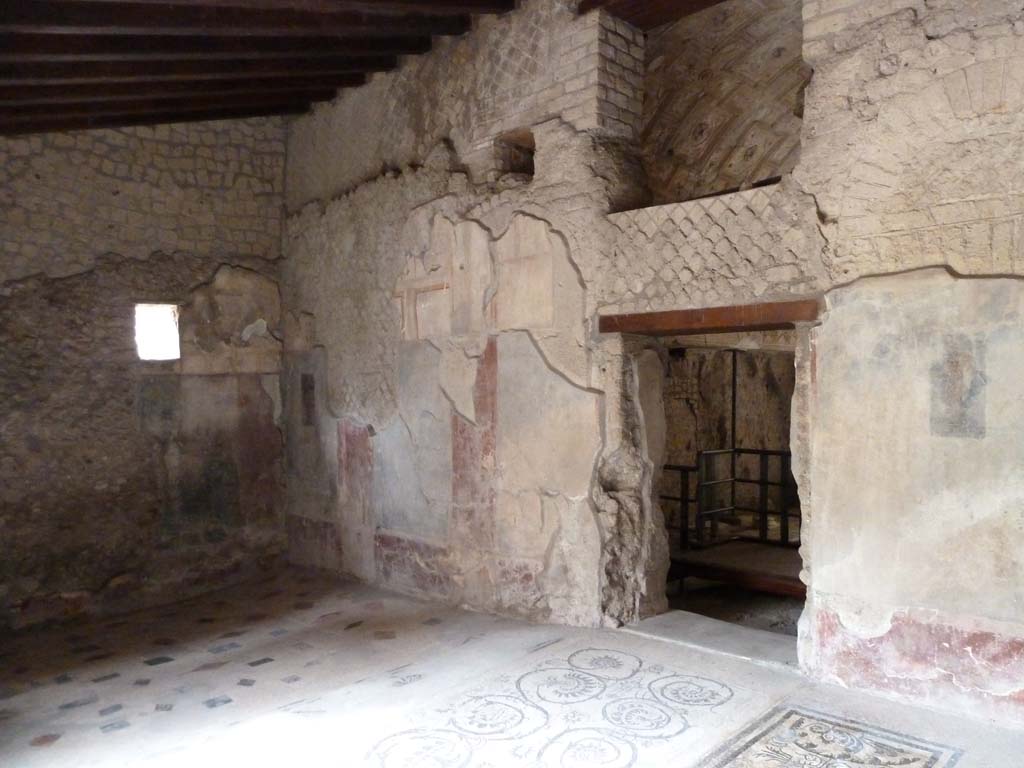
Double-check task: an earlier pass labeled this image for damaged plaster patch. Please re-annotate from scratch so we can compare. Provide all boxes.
[374,341,452,542]
[804,269,1024,724]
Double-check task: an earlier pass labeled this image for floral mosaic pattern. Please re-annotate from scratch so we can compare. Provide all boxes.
[699,706,963,768]
[368,647,736,767]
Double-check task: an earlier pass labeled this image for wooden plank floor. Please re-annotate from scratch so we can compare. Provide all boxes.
[671,540,805,598]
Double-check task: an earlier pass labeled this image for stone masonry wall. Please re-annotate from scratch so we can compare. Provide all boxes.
[285,0,645,208]
[0,119,287,630]
[284,121,649,627]
[599,180,827,314]
[283,1,655,627]
[0,118,284,285]
[785,0,1024,726]
[279,0,1024,727]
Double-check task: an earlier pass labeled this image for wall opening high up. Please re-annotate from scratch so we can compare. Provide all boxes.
[640,0,811,205]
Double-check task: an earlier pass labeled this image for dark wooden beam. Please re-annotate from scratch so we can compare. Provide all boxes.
[0,77,360,105]
[578,0,726,30]
[0,94,324,121]
[0,33,433,61]
[0,105,309,136]
[0,90,331,109]
[0,2,471,38]
[0,56,396,83]
[51,0,515,13]
[598,299,821,336]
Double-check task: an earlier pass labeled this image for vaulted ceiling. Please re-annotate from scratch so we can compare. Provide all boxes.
[578,0,726,30]
[0,0,514,136]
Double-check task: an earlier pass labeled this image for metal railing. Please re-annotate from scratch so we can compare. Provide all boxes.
[660,449,799,551]
[660,463,697,551]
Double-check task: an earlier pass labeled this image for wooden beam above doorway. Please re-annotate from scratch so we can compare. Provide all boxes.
[597,299,821,337]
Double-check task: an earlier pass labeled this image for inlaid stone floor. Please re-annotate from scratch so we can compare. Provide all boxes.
[0,568,1021,767]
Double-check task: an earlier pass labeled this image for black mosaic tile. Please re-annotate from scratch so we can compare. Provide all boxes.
[59,694,98,711]
[238,679,256,687]
[30,733,61,747]
[248,657,274,667]
[92,673,120,683]
[54,673,73,684]
[134,679,151,687]
[269,629,288,637]
[99,704,123,717]
[144,656,174,666]
[344,621,363,631]
[203,695,233,709]
[192,661,228,672]
[219,630,246,639]
[85,652,114,663]
[209,641,242,655]
[422,618,443,626]
[100,720,130,733]
[282,675,301,684]
[155,704,173,712]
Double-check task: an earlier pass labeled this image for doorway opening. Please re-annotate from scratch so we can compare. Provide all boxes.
[657,332,803,637]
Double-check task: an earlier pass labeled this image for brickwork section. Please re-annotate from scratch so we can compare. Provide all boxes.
[0,117,285,284]
[642,0,811,204]
[286,0,644,207]
[595,13,645,139]
[599,181,826,314]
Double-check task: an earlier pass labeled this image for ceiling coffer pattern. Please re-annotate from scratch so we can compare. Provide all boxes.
[0,0,514,136]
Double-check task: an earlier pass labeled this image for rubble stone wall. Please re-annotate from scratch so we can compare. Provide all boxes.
[0,119,287,629]
[0,118,285,285]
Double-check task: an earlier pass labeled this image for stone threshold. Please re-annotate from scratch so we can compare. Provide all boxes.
[620,608,800,673]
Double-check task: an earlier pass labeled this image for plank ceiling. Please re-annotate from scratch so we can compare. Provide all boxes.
[0,0,514,136]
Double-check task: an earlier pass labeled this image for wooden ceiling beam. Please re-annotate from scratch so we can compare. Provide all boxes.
[0,56,396,83]
[0,33,433,61]
[50,0,515,13]
[0,94,326,120]
[0,77,360,105]
[0,2,471,38]
[0,104,310,136]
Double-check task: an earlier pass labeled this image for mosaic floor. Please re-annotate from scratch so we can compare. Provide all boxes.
[0,569,1020,767]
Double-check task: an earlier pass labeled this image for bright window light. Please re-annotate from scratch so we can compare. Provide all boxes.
[135,303,180,361]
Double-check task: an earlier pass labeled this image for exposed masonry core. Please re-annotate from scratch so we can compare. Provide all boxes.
[0,119,284,285]
[2,0,1024,734]
[0,118,287,629]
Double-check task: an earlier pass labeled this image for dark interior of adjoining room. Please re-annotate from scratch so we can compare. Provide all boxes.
[658,336,803,637]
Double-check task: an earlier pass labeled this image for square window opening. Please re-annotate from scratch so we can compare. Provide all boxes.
[494,128,536,177]
[135,303,180,361]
